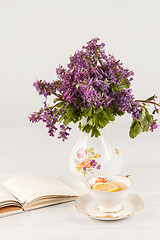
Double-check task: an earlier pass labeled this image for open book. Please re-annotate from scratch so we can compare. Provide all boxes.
[0,176,83,218]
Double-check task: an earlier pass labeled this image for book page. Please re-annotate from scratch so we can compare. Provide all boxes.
[0,184,21,206]
[24,196,77,211]
[0,206,22,215]
[3,176,82,204]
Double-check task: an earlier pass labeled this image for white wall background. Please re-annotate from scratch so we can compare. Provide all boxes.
[0,0,160,127]
[0,4,160,238]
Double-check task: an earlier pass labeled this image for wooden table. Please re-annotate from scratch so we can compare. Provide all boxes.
[0,124,160,240]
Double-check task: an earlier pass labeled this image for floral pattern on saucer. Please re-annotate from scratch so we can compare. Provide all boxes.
[74,147,101,175]
[75,193,144,220]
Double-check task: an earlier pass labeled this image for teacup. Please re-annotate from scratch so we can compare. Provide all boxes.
[86,175,133,213]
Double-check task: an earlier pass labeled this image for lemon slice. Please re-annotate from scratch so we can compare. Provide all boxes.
[92,182,118,192]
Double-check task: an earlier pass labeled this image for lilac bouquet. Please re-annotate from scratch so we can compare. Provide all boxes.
[29,38,160,141]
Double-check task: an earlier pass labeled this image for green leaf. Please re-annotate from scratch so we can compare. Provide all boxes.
[78,121,82,130]
[87,118,94,126]
[119,78,126,85]
[91,127,101,138]
[56,102,65,108]
[138,108,154,132]
[139,109,145,121]
[129,120,142,138]
[94,128,101,138]
[82,124,91,133]
[104,107,115,121]
[93,114,99,125]
[99,117,108,128]
[94,109,111,129]
[91,128,95,137]
[116,72,121,78]
[92,106,96,114]
[146,95,156,101]
[83,106,92,118]
[80,107,84,112]
[119,84,130,89]
[96,105,103,114]
[146,114,153,124]
[129,120,136,138]
[141,118,149,132]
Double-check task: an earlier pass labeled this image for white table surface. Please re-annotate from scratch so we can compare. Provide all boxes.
[0,124,160,240]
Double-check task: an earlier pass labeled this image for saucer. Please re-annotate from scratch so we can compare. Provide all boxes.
[75,192,144,220]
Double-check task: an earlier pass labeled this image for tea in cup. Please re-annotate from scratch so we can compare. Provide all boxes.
[86,175,132,213]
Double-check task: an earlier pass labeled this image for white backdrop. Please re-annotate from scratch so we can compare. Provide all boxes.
[0,0,160,127]
[0,2,160,239]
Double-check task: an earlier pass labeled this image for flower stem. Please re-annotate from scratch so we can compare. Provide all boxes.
[95,47,103,67]
[52,92,62,99]
[50,102,62,109]
[64,112,73,125]
[134,100,160,107]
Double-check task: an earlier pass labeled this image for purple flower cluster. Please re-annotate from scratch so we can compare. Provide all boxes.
[29,38,159,140]
[33,80,55,98]
[29,101,71,140]
[29,101,58,136]
[58,125,71,141]
[53,38,140,119]
[150,121,159,132]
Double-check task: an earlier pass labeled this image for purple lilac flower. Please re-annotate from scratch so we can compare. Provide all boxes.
[33,80,55,97]
[29,101,59,137]
[150,121,158,132]
[58,125,71,141]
